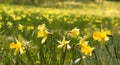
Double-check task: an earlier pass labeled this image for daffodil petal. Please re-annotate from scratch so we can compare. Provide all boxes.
[57,44,64,48]
[67,44,71,50]
[41,37,47,44]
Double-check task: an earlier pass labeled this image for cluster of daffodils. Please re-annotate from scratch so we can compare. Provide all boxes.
[93,29,112,47]
[9,23,112,57]
[57,27,112,57]
[58,27,95,56]
[9,39,25,55]
[18,24,35,32]
[57,27,80,50]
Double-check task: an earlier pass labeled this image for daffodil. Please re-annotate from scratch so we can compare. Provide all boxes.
[15,16,21,21]
[9,39,25,54]
[18,24,24,32]
[57,37,71,50]
[81,45,94,56]
[37,24,49,44]
[7,22,13,28]
[26,26,34,31]
[37,24,47,31]
[69,27,80,38]
[37,30,49,43]
[78,38,94,56]
[93,29,112,47]
[79,38,89,47]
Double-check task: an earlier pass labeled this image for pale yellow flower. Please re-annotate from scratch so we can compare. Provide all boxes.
[37,30,49,43]
[69,27,80,38]
[15,16,21,20]
[21,14,26,18]
[37,24,49,44]
[7,22,13,28]
[26,26,34,31]
[57,37,71,50]
[18,24,24,32]
[78,38,89,47]
[37,30,48,37]
[37,24,47,31]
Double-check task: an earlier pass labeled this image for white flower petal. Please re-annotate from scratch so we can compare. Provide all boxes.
[67,44,71,50]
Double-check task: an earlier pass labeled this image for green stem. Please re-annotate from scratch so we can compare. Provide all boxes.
[113,47,119,65]
[83,58,87,65]
[15,55,19,65]
[60,45,67,65]
[19,56,26,65]
[105,45,112,58]
[26,49,34,65]
[93,50,99,65]
[39,44,46,65]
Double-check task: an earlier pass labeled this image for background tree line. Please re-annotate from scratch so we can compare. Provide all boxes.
[0,0,119,6]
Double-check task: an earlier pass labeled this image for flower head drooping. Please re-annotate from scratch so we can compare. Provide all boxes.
[93,29,112,47]
[68,27,80,38]
[57,37,71,50]
[78,38,94,56]
[9,39,25,55]
[37,24,50,44]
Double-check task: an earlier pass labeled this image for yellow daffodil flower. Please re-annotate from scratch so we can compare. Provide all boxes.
[15,16,21,21]
[18,24,24,32]
[26,26,34,31]
[37,30,49,43]
[37,24,47,31]
[57,37,71,50]
[10,39,25,54]
[69,27,80,38]
[37,24,49,44]
[79,38,89,47]
[93,30,112,47]
[78,38,94,56]
[7,22,13,28]
[81,45,94,56]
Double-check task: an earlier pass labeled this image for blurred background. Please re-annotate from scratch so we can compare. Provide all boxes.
[0,0,120,6]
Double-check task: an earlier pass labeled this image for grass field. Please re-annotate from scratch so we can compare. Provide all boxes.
[0,2,120,65]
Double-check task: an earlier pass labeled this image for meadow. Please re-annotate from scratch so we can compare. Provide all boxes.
[0,2,120,65]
